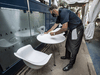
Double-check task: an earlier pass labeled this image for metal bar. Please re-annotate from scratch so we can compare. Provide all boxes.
[27,0,30,12]
[49,0,51,31]
[27,0,32,42]
[49,0,51,6]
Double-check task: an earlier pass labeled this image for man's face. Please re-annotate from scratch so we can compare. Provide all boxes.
[50,9,58,17]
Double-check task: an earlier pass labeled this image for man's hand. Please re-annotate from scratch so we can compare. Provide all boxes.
[50,32,55,36]
[44,32,48,34]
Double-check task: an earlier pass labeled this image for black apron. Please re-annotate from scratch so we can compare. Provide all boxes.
[65,24,84,65]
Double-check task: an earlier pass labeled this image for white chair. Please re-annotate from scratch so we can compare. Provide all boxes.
[14,44,52,69]
[37,26,45,34]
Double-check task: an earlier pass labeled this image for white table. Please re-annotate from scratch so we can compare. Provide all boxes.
[37,28,66,66]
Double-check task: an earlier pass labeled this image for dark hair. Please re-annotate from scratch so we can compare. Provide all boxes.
[49,5,58,11]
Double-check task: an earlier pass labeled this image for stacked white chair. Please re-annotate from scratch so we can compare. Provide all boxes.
[14,44,52,69]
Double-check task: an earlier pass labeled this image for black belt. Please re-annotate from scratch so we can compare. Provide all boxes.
[70,22,83,32]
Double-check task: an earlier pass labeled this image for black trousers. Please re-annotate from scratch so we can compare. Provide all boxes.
[65,25,84,65]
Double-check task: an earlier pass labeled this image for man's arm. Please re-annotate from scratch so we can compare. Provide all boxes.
[45,23,59,33]
[50,22,68,36]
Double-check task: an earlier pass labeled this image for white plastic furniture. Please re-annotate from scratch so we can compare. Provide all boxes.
[37,28,66,66]
[14,44,52,69]
[37,26,45,34]
[37,28,65,44]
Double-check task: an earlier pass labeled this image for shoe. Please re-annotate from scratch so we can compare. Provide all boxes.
[63,64,73,71]
[61,56,70,59]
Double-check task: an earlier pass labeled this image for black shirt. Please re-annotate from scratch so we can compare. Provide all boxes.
[56,8,82,30]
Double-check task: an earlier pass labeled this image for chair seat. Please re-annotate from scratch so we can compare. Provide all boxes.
[25,50,48,63]
[14,44,52,66]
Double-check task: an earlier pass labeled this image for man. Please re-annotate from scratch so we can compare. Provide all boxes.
[45,5,84,71]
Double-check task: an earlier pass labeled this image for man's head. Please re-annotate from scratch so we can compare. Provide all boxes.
[49,5,59,17]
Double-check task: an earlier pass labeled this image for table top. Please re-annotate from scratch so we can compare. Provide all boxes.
[37,28,66,44]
